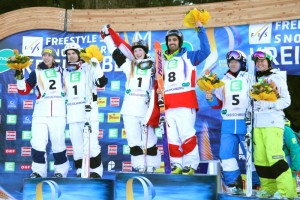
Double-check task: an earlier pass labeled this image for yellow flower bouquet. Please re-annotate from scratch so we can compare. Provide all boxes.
[197,70,224,91]
[250,80,278,102]
[79,44,104,64]
[6,49,32,70]
[183,8,211,31]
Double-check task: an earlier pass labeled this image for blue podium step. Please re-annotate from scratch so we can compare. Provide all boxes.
[115,172,220,200]
[23,178,115,200]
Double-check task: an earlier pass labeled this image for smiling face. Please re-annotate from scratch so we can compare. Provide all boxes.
[42,53,55,67]
[228,60,241,73]
[255,58,269,72]
[66,50,79,63]
[133,47,146,60]
[167,35,180,53]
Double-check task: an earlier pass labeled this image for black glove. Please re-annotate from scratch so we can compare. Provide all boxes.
[15,70,24,80]
[96,75,108,88]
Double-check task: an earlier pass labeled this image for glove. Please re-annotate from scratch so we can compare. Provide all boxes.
[96,75,108,88]
[15,70,24,80]
[100,24,110,39]
[90,57,99,67]
[253,100,275,111]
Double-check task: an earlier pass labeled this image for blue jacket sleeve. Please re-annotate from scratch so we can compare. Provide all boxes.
[26,70,37,89]
[187,26,211,66]
[284,126,300,172]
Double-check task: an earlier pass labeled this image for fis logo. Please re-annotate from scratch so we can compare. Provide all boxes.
[22,36,43,56]
[249,23,272,44]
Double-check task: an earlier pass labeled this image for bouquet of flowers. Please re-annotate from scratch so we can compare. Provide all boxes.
[79,44,104,64]
[197,70,224,91]
[6,49,32,70]
[250,80,278,102]
[183,8,211,31]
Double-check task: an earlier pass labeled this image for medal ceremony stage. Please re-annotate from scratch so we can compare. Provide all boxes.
[4,161,298,200]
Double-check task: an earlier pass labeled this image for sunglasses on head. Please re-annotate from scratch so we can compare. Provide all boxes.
[251,51,272,61]
[226,50,242,60]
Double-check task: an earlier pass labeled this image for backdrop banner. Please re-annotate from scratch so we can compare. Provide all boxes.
[0,19,299,198]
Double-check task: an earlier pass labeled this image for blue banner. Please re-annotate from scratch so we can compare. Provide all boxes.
[0,19,299,198]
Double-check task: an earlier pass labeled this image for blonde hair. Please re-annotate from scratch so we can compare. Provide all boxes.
[127,59,136,85]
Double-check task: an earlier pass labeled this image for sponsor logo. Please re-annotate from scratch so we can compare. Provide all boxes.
[22,131,32,140]
[98,113,104,123]
[20,164,31,170]
[36,180,62,200]
[136,68,147,76]
[23,100,33,109]
[4,162,15,172]
[108,128,118,138]
[64,129,70,139]
[110,97,120,107]
[97,86,105,91]
[155,127,162,138]
[8,84,17,93]
[122,161,132,172]
[123,145,130,155]
[49,161,54,171]
[70,72,81,82]
[6,114,17,124]
[238,144,245,160]
[22,36,43,56]
[107,113,121,123]
[7,100,17,109]
[230,80,242,91]
[6,131,16,140]
[249,23,272,44]
[126,176,156,199]
[0,49,14,73]
[22,115,32,124]
[108,145,117,155]
[66,146,73,156]
[121,128,126,139]
[110,81,120,91]
[97,97,107,107]
[5,148,16,154]
[98,129,103,139]
[107,161,115,171]
[21,147,31,156]
[157,145,164,155]
[44,68,57,78]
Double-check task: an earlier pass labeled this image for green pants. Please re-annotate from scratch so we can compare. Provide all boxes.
[253,127,297,198]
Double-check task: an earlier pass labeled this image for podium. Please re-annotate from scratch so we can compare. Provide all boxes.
[23,178,115,200]
[115,172,220,200]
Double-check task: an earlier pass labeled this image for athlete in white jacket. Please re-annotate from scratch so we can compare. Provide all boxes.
[206,50,260,194]
[101,25,161,172]
[251,50,296,199]
[63,43,108,178]
[16,46,69,178]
